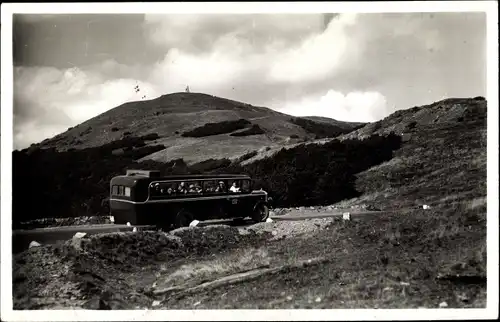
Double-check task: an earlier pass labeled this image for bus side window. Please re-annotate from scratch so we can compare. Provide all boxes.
[186,181,201,195]
[112,185,119,195]
[229,180,241,193]
[158,183,175,196]
[118,186,124,195]
[241,180,251,193]
[124,187,131,197]
[215,180,227,193]
[203,180,216,193]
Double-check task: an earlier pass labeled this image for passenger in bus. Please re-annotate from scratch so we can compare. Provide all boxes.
[188,184,196,193]
[167,187,173,195]
[178,182,187,194]
[194,184,203,193]
[215,181,226,193]
[229,182,241,193]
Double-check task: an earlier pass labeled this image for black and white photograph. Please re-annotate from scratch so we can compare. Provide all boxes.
[1,1,498,320]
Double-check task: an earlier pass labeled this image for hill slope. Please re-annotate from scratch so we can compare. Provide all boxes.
[13,96,488,310]
[31,92,364,164]
[13,95,486,227]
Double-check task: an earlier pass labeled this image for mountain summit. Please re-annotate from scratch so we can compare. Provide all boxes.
[32,92,365,164]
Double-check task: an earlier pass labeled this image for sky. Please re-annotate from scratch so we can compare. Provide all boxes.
[12,12,486,150]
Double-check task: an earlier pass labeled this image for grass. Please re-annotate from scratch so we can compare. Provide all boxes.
[159,200,486,309]
[154,247,271,290]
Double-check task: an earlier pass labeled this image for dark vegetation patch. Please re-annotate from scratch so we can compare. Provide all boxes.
[290,117,364,139]
[140,133,160,141]
[181,119,252,137]
[13,131,401,227]
[12,136,166,227]
[229,124,266,137]
[235,151,258,163]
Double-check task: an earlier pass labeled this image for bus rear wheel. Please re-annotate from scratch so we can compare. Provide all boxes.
[174,209,194,229]
[251,203,269,223]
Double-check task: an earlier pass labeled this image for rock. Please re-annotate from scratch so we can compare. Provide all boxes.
[266,218,273,223]
[109,216,115,223]
[73,232,87,239]
[342,212,351,221]
[400,281,410,286]
[423,205,431,210]
[132,227,137,232]
[126,222,131,226]
[189,220,200,227]
[269,211,276,217]
[152,300,161,307]
[272,231,278,236]
[29,241,41,248]
[457,293,470,303]
[382,287,393,292]
[327,206,333,211]
[439,301,448,308]
[309,206,315,210]
[365,204,381,211]
[315,296,322,303]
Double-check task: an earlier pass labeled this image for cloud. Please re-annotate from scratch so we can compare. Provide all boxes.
[13,12,486,149]
[13,64,158,150]
[268,13,360,83]
[280,90,390,122]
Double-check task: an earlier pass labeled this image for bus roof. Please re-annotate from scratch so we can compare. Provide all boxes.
[111,173,251,185]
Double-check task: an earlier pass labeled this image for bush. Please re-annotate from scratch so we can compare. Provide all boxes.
[290,117,362,139]
[236,151,258,163]
[140,133,160,141]
[190,158,232,174]
[182,119,252,137]
[290,134,300,139]
[230,124,265,137]
[12,136,166,225]
[111,127,119,132]
[12,131,402,226]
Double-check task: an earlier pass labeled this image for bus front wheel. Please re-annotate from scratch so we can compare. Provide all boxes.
[174,209,194,229]
[251,203,269,223]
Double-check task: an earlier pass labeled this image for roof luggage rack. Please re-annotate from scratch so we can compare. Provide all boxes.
[126,169,161,178]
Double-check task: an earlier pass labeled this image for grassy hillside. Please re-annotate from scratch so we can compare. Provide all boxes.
[29,92,363,165]
[12,96,486,228]
[13,96,488,310]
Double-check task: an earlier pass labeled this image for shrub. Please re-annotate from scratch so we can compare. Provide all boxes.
[236,151,258,163]
[111,127,119,132]
[12,136,166,225]
[12,131,402,225]
[182,119,252,137]
[230,124,265,137]
[141,133,160,141]
[290,117,362,139]
[290,134,300,139]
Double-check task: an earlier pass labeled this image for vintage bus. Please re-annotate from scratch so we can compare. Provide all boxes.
[109,170,270,229]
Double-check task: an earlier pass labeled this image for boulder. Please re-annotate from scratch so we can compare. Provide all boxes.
[29,241,41,248]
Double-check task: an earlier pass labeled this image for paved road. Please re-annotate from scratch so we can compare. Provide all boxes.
[12,209,388,254]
